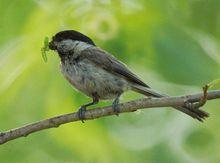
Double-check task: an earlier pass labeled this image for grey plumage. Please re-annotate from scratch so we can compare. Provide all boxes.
[60,48,130,100]
[49,30,209,121]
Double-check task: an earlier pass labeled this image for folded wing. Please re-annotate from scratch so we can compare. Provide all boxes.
[81,47,150,88]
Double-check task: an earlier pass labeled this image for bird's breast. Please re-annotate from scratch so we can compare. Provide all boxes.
[60,59,130,100]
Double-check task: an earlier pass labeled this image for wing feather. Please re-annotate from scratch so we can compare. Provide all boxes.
[81,47,149,88]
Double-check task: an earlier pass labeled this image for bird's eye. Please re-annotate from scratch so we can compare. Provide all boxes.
[61,44,66,49]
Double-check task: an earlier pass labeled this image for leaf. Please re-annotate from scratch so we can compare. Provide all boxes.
[207,79,220,88]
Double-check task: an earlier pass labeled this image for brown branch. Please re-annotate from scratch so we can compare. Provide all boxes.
[0,90,220,145]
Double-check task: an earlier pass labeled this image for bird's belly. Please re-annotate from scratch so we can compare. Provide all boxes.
[61,60,130,100]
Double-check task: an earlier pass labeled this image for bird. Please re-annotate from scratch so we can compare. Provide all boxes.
[48,30,209,122]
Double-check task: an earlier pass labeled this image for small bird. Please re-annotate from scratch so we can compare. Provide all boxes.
[48,30,208,122]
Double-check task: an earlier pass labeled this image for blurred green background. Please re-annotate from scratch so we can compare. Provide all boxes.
[0,0,220,162]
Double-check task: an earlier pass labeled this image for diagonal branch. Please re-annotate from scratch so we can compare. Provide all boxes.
[0,90,220,145]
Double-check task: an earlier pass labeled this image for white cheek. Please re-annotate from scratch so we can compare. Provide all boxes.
[58,42,74,52]
[57,40,93,56]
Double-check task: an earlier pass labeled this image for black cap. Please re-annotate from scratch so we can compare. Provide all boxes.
[53,30,95,46]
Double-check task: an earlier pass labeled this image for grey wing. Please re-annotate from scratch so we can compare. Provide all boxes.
[81,47,150,88]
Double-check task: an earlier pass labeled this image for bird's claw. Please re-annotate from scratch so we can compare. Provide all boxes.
[112,101,120,116]
[78,106,87,123]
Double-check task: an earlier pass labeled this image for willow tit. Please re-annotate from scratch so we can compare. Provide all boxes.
[48,30,208,122]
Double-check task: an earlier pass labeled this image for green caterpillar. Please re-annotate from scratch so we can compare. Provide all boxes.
[41,36,50,62]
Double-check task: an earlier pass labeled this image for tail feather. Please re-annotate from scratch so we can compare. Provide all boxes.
[131,85,209,121]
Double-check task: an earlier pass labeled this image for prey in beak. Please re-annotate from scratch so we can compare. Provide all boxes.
[41,36,57,62]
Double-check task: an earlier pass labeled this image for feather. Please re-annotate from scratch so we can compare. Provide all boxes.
[80,47,150,87]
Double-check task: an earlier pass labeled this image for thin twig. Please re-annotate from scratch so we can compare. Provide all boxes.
[0,90,220,145]
[186,85,209,109]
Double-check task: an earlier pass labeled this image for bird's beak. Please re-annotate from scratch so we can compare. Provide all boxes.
[49,41,57,50]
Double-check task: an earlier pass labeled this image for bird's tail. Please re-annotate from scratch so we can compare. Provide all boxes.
[131,84,209,122]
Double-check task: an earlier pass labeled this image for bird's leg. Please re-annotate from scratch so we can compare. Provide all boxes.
[112,94,121,116]
[78,95,99,123]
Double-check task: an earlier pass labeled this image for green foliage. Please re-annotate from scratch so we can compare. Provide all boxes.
[0,0,220,162]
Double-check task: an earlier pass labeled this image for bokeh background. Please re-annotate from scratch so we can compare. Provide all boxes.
[0,0,220,162]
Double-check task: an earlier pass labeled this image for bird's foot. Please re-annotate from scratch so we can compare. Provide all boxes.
[112,95,121,116]
[112,102,120,116]
[78,106,87,123]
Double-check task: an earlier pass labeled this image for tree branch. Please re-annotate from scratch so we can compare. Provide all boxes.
[0,90,220,145]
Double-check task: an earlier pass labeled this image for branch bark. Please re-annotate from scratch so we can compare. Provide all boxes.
[0,90,220,145]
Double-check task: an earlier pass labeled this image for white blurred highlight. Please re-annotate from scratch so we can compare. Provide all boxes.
[187,29,220,64]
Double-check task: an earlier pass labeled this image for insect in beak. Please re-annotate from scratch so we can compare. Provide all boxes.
[41,36,56,62]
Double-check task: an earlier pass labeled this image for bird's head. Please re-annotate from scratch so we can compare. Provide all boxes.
[49,30,95,56]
